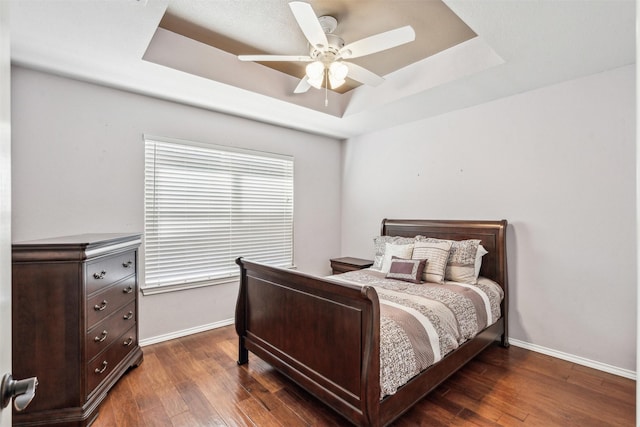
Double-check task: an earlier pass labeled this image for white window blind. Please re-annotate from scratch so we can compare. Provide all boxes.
[144,136,294,290]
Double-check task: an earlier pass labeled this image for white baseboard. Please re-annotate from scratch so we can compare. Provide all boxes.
[139,318,235,347]
[510,338,636,380]
[139,322,636,381]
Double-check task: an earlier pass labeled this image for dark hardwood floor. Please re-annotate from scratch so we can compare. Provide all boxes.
[92,326,635,426]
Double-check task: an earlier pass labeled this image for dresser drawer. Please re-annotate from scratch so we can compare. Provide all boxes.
[86,300,136,362]
[87,325,138,396]
[86,250,136,294]
[86,276,136,329]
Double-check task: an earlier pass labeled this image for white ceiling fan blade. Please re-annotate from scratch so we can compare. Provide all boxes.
[339,25,415,59]
[238,55,313,62]
[289,1,329,51]
[344,62,384,87]
[293,76,311,94]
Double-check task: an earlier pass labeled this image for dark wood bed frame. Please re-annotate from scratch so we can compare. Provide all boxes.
[235,219,509,426]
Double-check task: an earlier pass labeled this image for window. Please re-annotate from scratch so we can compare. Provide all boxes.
[143,136,294,292]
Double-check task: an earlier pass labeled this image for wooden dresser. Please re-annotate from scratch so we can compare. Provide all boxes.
[12,233,143,426]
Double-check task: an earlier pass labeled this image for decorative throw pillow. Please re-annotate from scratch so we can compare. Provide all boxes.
[417,237,481,284]
[385,257,426,284]
[411,240,452,283]
[372,236,415,270]
[380,243,414,273]
[474,244,488,279]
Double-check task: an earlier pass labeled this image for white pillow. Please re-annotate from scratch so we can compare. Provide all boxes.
[380,243,414,273]
[417,237,484,284]
[412,240,452,283]
[474,244,488,278]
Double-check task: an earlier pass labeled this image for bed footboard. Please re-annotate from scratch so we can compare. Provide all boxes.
[235,258,382,426]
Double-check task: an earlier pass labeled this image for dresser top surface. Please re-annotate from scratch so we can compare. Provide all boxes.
[13,233,142,262]
[14,233,141,246]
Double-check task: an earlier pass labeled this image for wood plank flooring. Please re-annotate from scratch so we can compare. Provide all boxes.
[92,326,635,426]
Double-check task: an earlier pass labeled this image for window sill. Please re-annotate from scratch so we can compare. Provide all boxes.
[141,276,239,296]
[140,265,297,296]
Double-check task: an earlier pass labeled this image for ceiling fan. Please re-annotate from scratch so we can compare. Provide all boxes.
[238,1,416,96]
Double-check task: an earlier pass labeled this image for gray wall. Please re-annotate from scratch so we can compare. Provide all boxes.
[11,66,343,342]
[340,65,636,372]
[11,63,637,374]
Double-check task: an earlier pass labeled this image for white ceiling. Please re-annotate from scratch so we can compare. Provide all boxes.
[8,0,636,139]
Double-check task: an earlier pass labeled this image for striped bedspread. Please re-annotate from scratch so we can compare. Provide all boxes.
[329,269,503,397]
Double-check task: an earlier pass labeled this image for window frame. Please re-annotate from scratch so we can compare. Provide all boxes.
[142,135,294,295]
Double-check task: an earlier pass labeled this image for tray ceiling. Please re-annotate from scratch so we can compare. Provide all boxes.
[8,0,636,138]
[158,0,477,93]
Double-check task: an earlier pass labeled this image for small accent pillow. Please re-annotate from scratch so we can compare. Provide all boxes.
[417,237,482,284]
[380,243,414,273]
[475,244,488,279]
[386,257,426,284]
[411,240,452,283]
[372,236,415,270]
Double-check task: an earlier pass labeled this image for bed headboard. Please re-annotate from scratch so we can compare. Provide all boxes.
[380,219,508,289]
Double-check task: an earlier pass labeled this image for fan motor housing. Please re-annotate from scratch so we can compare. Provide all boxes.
[309,33,344,59]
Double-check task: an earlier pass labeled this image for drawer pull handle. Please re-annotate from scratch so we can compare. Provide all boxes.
[93,300,108,311]
[122,286,133,294]
[123,337,134,347]
[93,270,107,280]
[122,260,133,268]
[94,361,108,375]
[94,330,108,342]
[123,311,133,320]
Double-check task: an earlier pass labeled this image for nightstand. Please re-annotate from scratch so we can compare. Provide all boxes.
[330,257,374,274]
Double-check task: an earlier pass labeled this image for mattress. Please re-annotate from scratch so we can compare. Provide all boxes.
[329,269,504,397]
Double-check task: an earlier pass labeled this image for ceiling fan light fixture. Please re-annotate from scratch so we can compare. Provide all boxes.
[305,61,324,79]
[308,74,324,89]
[306,60,325,89]
[328,75,345,89]
[329,61,348,80]
[327,61,348,89]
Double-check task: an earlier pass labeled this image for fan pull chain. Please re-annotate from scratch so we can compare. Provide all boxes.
[324,69,328,107]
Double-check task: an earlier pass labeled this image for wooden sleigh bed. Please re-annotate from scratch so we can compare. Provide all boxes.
[235,219,509,426]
